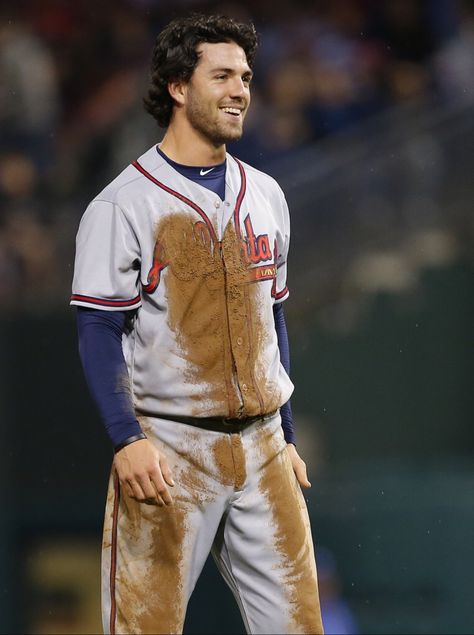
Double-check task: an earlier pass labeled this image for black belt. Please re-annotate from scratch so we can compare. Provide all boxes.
[156,411,277,433]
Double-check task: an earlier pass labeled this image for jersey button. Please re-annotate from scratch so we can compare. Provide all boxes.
[236,336,243,345]
[241,383,248,392]
[215,201,220,208]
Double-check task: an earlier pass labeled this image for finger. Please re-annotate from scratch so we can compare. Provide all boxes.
[137,475,162,505]
[151,470,173,505]
[123,482,135,499]
[155,481,173,506]
[160,457,175,487]
[127,479,147,501]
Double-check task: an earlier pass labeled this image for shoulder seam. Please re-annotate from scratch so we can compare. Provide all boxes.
[88,198,140,245]
[96,152,167,203]
[96,170,145,203]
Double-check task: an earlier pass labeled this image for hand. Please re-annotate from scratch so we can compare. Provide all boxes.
[286,443,311,489]
[114,439,175,506]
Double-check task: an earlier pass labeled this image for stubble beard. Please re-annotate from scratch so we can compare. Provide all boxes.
[186,97,244,147]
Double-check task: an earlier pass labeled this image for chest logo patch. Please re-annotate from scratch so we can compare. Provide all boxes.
[143,213,275,295]
[242,214,272,264]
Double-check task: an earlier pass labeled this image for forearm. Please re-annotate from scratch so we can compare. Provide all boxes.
[273,302,295,445]
[76,307,144,450]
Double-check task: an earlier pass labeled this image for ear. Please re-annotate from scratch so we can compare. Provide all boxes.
[168,79,187,106]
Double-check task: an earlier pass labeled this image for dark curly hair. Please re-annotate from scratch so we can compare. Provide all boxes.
[144,14,258,128]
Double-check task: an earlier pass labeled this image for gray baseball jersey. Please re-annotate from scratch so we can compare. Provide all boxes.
[71,145,294,420]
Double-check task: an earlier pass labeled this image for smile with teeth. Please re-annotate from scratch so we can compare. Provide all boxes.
[220,107,242,116]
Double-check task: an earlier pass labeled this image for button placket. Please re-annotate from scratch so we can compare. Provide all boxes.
[222,265,255,411]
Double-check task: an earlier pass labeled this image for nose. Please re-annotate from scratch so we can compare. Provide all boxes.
[229,76,248,99]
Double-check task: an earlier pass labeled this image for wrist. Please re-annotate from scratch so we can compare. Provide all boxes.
[114,432,147,453]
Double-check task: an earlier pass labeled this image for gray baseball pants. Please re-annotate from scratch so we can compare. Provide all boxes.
[102,413,324,634]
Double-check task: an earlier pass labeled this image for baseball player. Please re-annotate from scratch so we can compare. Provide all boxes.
[71,13,324,635]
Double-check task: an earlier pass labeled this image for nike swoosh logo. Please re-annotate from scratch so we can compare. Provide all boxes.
[200,168,215,176]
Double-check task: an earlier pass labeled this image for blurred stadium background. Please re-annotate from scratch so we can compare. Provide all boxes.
[1,0,473,633]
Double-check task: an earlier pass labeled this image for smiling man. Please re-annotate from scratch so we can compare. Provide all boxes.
[164,42,251,148]
[71,13,324,635]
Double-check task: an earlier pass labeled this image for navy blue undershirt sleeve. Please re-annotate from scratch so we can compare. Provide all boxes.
[273,302,296,445]
[77,307,142,448]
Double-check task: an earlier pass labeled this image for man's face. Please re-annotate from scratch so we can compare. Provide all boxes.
[182,41,252,146]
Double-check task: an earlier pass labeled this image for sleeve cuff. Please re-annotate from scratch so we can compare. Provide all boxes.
[71,293,141,310]
[114,432,147,453]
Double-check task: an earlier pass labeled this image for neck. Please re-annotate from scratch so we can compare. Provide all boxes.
[160,119,226,166]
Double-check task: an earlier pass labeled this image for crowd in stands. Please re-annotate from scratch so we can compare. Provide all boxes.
[1,0,473,312]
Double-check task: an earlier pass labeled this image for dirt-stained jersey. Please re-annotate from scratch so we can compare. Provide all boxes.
[71,145,294,420]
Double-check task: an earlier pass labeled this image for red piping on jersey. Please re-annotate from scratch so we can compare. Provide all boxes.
[132,160,218,244]
[109,473,120,635]
[132,157,247,243]
[270,240,288,299]
[274,285,289,300]
[71,293,141,307]
[232,157,247,239]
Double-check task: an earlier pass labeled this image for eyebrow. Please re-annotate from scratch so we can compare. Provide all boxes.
[210,67,253,78]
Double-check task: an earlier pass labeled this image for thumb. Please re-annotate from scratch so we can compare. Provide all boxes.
[295,462,311,489]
